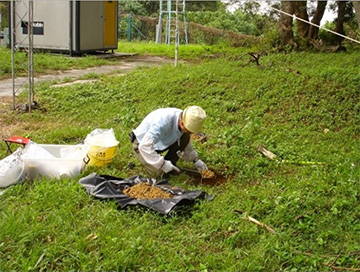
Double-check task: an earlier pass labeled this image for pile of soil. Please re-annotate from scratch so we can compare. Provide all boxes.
[201,169,215,179]
[123,182,173,199]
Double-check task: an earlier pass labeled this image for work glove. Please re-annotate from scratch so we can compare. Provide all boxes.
[162,160,180,173]
[194,159,208,171]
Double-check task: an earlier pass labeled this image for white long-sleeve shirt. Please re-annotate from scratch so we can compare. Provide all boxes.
[133,108,198,169]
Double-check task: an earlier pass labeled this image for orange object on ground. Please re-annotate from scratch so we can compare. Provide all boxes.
[3,136,31,155]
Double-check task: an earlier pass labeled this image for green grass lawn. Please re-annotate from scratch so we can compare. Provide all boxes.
[117,40,251,59]
[1,44,360,271]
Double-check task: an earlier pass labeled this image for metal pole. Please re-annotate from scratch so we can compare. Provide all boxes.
[175,0,178,66]
[156,0,162,44]
[10,1,15,110]
[127,13,131,42]
[28,0,34,112]
[183,0,188,45]
[166,0,171,44]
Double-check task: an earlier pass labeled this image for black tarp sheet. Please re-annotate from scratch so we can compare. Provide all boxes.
[78,173,213,215]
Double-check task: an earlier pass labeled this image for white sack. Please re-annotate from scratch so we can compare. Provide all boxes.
[0,148,25,188]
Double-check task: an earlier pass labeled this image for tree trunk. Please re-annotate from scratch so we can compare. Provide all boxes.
[308,0,327,39]
[353,1,360,33]
[333,1,346,45]
[293,1,310,38]
[279,1,295,46]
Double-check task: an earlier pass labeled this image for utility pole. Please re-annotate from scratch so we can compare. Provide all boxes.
[10,0,34,112]
[174,0,179,67]
[156,0,188,45]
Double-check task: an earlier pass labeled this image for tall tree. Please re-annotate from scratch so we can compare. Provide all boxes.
[0,1,9,30]
[308,0,328,39]
[323,1,356,43]
[293,1,310,38]
[279,1,295,46]
[187,1,222,12]
[352,1,360,32]
[334,1,347,44]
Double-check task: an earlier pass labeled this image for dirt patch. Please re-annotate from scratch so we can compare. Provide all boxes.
[52,79,98,88]
[0,96,67,140]
[123,182,173,199]
[190,133,207,143]
[0,55,175,97]
[185,170,228,186]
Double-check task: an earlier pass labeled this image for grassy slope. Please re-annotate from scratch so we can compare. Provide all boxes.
[1,48,360,271]
[0,41,245,79]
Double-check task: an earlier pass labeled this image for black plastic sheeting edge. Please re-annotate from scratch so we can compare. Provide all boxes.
[78,173,214,215]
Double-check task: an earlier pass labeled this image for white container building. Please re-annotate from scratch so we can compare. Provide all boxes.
[12,0,118,54]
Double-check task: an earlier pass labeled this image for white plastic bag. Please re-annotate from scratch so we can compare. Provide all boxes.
[21,141,56,160]
[84,128,119,148]
[0,148,25,188]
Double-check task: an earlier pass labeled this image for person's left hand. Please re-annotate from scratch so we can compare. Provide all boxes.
[194,159,208,171]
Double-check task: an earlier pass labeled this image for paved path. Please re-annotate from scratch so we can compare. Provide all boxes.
[1,55,173,97]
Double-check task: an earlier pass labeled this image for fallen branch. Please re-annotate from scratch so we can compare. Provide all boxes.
[231,51,267,65]
[257,145,325,165]
[326,254,341,268]
[235,210,276,234]
[294,250,360,271]
[322,263,360,271]
[257,145,277,160]
[248,52,260,65]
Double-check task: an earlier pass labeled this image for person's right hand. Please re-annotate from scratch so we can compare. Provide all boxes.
[162,160,180,173]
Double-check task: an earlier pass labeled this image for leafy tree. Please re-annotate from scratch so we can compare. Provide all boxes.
[354,1,360,32]
[278,0,358,48]
[333,1,355,44]
[187,9,274,36]
[118,1,148,16]
[308,0,327,39]
[187,1,224,12]
[0,1,9,30]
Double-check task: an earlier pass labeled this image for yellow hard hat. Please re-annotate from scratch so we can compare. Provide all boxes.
[183,106,206,133]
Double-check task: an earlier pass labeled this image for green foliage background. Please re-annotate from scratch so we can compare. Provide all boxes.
[186,10,273,36]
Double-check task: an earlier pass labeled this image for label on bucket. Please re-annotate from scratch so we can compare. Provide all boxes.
[87,145,118,167]
[97,152,106,158]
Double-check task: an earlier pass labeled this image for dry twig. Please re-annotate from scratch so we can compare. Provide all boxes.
[322,264,360,271]
[257,145,277,160]
[294,250,360,271]
[248,52,260,65]
[235,209,276,234]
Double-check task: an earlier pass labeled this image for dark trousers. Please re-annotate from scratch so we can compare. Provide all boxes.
[161,133,190,166]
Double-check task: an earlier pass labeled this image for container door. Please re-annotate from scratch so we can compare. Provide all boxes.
[104,1,117,48]
[79,1,103,51]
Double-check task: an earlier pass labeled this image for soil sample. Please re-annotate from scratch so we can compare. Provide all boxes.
[201,170,216,179]
[123,182,173,199]
[190,133,207,143]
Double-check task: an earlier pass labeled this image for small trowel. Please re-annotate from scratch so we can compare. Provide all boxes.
[178,167,202,177]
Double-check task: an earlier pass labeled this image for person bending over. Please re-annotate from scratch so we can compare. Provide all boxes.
[130,106,208,178]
